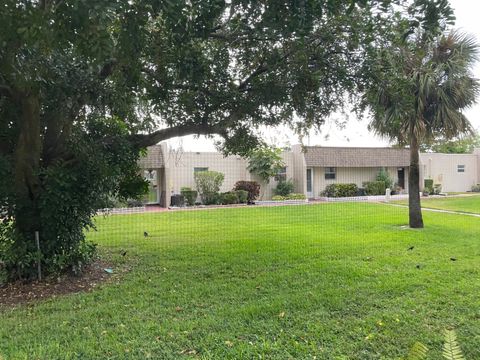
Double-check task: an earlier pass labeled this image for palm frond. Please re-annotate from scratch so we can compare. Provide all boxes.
[442,329,465,360]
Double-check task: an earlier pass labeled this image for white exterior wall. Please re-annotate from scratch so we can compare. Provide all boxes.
[310,166,408,198]
[420,152,478,192]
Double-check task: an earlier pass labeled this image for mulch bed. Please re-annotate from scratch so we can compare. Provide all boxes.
[0,259,118,307]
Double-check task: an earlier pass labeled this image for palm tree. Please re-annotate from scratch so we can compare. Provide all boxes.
[364,31,479,228]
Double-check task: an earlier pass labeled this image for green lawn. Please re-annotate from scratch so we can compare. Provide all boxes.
[393,194,480,214]
[1,203,480,359]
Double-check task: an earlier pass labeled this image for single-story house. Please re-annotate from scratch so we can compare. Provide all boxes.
[139,142,480,206]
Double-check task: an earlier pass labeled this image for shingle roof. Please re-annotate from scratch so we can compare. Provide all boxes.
[138,145,164,169]
[304,147,410,167]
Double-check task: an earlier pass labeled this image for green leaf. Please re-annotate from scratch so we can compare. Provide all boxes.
[405,341,428,360]
[442,330,465,360]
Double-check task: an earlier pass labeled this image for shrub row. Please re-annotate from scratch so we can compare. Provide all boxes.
[271,193,307,201]
[321,183,358,198]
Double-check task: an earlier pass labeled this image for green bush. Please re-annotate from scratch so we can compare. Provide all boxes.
[322,183,358,197]
[203,192,222,205]
[433,184,442,195]
[235,190,248,203]
[274,179,294,196]
[363,181,386,195]
[272,195,286,201]
[424,179,434,193]
[221,192,238,205]
[233,181,260,203]
[472,184,480,192]
[194,171,224,204]
[376,168,394,189]
[180,187,198,206]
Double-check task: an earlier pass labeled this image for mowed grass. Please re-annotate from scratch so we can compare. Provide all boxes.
[393,194,480,214]
[1,203,480,359]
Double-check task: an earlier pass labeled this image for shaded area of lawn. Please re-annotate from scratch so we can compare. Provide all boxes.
[1,203,480,359]
[392,194,480,214]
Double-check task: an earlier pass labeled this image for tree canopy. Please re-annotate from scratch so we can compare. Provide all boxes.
[361,0,479,228]
[0,0,451,280]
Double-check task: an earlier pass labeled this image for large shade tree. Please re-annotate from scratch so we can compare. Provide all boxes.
[0,0,446,280]
[362,2,479,228]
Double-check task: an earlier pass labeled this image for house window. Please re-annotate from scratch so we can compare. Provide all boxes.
[275,167,287,182]
[325,167,336,180]
[457,165,465,173]
[194,167,209,173]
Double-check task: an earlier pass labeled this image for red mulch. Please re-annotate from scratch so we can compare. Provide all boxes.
[0,259,118,307]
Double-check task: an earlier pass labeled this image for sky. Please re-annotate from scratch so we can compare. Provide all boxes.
[167,0,480,151]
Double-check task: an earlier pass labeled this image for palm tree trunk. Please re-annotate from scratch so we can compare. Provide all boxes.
[408,135,424,228]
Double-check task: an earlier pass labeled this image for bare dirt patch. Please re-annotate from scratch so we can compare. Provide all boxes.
[0,259,122,307]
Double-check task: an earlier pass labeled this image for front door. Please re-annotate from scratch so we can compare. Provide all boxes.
[397,168,405,189]
[306,168,313,198]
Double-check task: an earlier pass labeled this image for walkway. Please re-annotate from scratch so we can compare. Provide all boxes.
[381,202,480,218]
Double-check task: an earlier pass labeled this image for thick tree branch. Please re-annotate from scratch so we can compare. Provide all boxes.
[129,123,228,148]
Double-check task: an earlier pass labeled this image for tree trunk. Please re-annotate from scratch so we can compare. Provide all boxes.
[14,94,42,244]
[408,135,424,228]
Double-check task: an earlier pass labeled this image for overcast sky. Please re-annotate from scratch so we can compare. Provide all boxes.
[167,0,480,151]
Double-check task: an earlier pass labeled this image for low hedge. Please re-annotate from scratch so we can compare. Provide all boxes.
[221,191,238,205]
[322,183,358,198]
[272,193,307,201]
[180,187,198,206]
[363,181,386,195]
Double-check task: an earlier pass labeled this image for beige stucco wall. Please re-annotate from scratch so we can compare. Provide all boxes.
[162,147,294,201]
[310,166,408,198]
[420,152,478,192]
[292,144,307,196]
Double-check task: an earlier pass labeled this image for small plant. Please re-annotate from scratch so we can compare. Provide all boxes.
[376,168,394,189]
[471,184,480,192]
[221,192,238,205]
[181,187,198,206]
[235,190,248,204]
[233,181,260,204]
[424,179,434,194]
[434,184,442,195]
[274,179,294,196]
[194,171,224,204]
[402,329,465,360]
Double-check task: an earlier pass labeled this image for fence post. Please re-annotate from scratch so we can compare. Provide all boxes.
[35,231,42,281]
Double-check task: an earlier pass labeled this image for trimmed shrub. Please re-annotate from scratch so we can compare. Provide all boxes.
[433,184,442,195]
[286,193,306,200]
[233,181,260,203]
[272,193,306,201]
[322,183,358,198]
[472,184,480,192]
[194,171,224,204]
[424,179,434,193]
[235,190,248,203]
[363,181,386,195]
[221,192,238,205]
[180,187,198,206]
[274,179,294,196]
